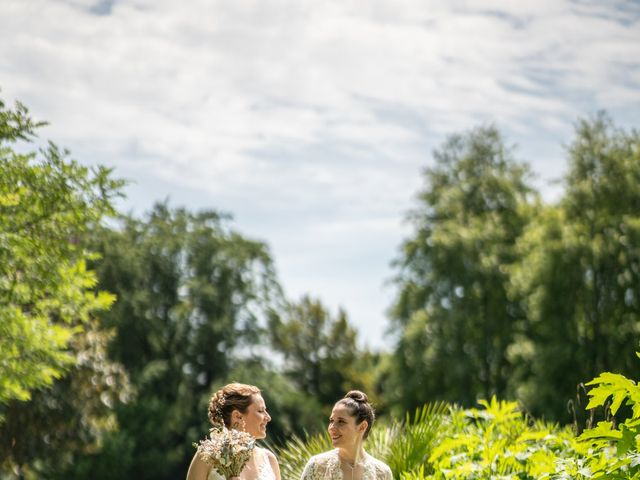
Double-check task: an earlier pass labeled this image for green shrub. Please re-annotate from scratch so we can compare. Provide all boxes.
[276,355,640,479]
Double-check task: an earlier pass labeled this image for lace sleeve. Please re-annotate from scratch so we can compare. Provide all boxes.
[301,454,340,480]
[365,454,393,480]
[300,458,318,480]
[379,461,393,479]
[385,465,393,480]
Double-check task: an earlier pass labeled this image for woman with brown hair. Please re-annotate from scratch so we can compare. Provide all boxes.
[186,382,281,480]
[301,390,392,480]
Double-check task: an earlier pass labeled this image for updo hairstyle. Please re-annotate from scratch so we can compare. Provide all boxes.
[336,390,375,439]
[208,382,261,427]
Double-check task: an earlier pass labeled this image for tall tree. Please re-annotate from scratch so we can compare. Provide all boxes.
[0,97,123,406]
[0,96,129,478]
[268,296,376,409]
[83,204,282,480]
[386,125,535,413]
[510,113,640,421]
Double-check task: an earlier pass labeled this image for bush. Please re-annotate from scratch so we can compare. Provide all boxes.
[276,355,640,479]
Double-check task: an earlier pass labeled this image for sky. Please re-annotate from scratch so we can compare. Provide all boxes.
[1,0,639,349]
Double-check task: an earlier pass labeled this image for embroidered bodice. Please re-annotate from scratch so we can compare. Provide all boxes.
[301,449,393,480]
[207,447,276,480]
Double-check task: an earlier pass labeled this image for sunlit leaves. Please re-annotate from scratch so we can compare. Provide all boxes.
[585,372,639,416]
[279,364,640,480]
[387,125,535,413]
[0,97,124,405]
[0,96,130,478]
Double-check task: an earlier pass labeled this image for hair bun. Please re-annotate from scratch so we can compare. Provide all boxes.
[345,390,369,403]
[339,390,375,439]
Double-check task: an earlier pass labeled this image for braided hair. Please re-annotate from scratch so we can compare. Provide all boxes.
[207,383,261,428]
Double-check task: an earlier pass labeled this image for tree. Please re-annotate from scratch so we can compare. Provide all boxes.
[510,113,640,421]
[268,296,376,409]
[0,96,124,405]
[0,95,129,478]
[386,125,535,413]
[83,203,282,479]
[0,321,133,479]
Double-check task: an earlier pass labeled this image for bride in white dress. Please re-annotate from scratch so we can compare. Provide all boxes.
[186,383,281,480]
[301,391,393,480]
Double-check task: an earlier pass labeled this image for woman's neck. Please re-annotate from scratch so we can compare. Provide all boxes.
[337,445,365,466]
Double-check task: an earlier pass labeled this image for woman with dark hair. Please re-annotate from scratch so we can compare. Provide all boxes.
[301,390,393,480]
[186,382,281,480]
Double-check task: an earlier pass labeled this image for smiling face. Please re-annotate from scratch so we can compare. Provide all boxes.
[235,394,271,439]
[328,404,367,448]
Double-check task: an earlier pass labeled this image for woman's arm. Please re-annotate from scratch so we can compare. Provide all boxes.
[186,452,210,480]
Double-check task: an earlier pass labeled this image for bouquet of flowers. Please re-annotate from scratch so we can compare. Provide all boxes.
[194,425,256,479]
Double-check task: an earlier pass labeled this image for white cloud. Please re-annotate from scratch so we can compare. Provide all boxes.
[1,0,639,347]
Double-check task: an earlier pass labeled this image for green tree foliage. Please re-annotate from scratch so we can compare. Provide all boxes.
[268,295,376,408]
[277,355,640,479]
[0,96,130,479]
[79,204,282,479]
[422,398,578,480]
[275,397,580,480]
[386,125,535,413]
[510,114,640,421]
[0,322,133,478]
[0,98,124,406]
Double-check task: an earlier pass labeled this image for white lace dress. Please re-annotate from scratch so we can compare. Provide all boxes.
[207,447,277,480]
[301,449,393,480]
